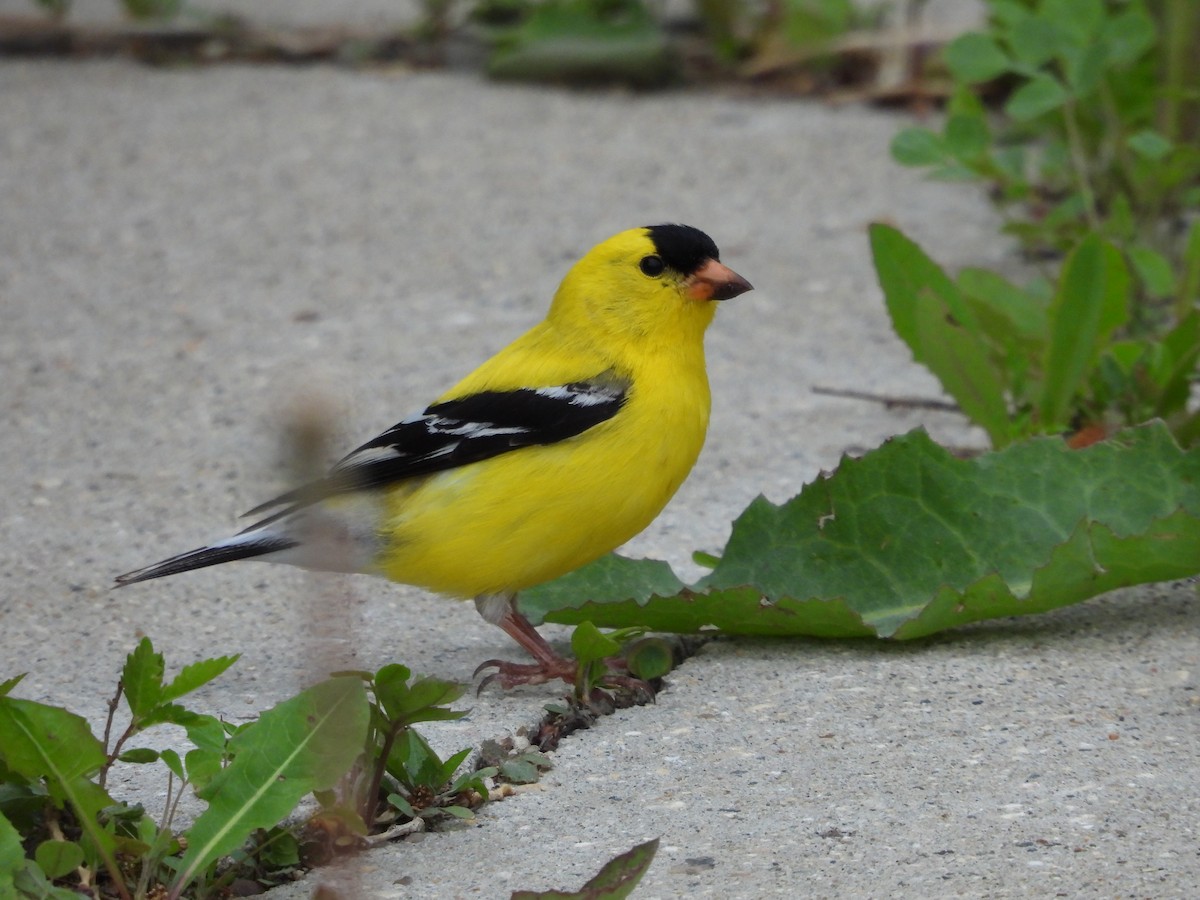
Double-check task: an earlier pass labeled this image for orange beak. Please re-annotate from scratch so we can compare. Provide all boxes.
[685,259,754,301]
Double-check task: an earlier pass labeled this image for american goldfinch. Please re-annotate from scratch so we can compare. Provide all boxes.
[116,224,752,688]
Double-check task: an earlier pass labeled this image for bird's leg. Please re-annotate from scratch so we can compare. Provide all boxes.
[473,592,576,688]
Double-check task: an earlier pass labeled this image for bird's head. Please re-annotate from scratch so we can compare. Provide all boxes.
[548,224,753,353]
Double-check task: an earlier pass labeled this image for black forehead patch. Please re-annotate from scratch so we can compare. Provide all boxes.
[644,224,720,275]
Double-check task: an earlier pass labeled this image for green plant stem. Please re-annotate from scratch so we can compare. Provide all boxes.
[98,682,123,790]
[1062,99,1100,229]
[361,722,404,826]
[1160,0,1187,142]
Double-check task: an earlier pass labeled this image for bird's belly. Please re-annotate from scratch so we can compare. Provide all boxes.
[375,411,705,598]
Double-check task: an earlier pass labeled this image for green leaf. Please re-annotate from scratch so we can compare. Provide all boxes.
[160,748,185,781]
[0,812,24,891]
[1041,0,1103,44]
[122,637,164,719]
[117,748,159,765]
[160,654,239,704]
[1127,129,1173,162]
[943,32,1010,82]
[1182,218,1200,313]
[1100,7,1156,65]
[373,665,467,727]
[1008,15,1069,67]
[34,840,83,880]
[957,268,1048,342]
[1039,235,1130,429]
[1152,313,1200,416]
[488,0,677,87]
[499,758,542,784]
[870,224,1013,446]
[889,128,945,167]
[1128,246,1176,297]
[1062,42,1108,96]
[624,637,674,680]
[174,677,368,894]
[511,837,658,900]
[0,698,119,879]
[1005,74,1069,120]
[570,622,621,664]
[0,675,24,697]
[526,424,1200,640]
[944,114,990,161]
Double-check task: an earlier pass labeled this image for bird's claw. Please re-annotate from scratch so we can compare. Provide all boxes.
[473,657,576,692]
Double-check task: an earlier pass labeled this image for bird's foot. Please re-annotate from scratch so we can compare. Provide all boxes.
[473,657,576,691]
[474,655,655,705]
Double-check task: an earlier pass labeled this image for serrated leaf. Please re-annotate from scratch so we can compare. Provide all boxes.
[122,637,164,719]
[0,698,119,878]
[511,837,658,900]
[1040,235,1130,429]
[525,425,1200,640]
[174,677,368,893]
[160,654,239,704]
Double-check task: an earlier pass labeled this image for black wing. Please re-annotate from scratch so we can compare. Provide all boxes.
[242,377,628,522]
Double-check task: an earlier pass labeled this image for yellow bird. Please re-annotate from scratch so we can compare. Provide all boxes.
[116,224,752,688]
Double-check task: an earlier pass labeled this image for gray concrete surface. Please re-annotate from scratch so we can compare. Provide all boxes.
[2,56,1198,899]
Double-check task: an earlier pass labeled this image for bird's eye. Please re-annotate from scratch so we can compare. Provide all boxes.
[639,255,665,277]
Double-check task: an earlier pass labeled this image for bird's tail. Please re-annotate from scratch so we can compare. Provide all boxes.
[114,534,299,587]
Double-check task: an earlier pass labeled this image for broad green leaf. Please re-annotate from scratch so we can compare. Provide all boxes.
[160,654,239,704]
[1152,313,1200,416]
[1128,246,1176,297]
[34,840,83,880]
[0,698,119,879]
[1127,129,1173,162]
[571,622,621,664]
[511,837,659,900]
[870,224,1012,446]
[0,811,23,890]
[12,860,82,899]
[117,748,159,764]
[1008,17,1068,67]
[174,677,368,893]
[890,128,945,167]
[957,267,1048,342]
[1005,74,1069,121]
[1041,0,1103,43]
[122,637,164,719]
[522,425,1200,639]
[943,32,1010,83]
[944,114,990,161]
[1180,218,1200,310]
[1100,7,1156,64]
[1039,235,1130,429]
[1062,42,1107,96]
